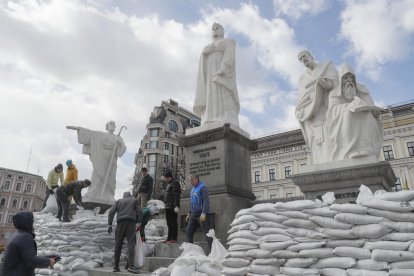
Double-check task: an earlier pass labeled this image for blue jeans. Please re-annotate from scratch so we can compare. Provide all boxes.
[186,215,212,248]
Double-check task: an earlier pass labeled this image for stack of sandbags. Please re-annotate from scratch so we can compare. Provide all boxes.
[222,186,414,276]
[33,210,126,276]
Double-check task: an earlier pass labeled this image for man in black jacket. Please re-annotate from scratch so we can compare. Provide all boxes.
[2,212,56,276]
[55,179,91,222]
[108,191,142,274]
[163,171,181,243]
[136,167,153,207]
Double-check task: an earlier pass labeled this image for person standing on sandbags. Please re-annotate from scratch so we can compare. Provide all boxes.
[42,163,64,209]
[108,191,142,274]
[55,179,91,222]
[163,171,181,244]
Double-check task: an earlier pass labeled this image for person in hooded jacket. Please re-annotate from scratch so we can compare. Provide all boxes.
[2,212,56,276]
[108,191,142,274]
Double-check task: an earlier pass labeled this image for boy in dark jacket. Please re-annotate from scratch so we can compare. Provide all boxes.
[108,191,142,273]
[136,167,153,207]
[163,171,181,243]
[2,212,56,276]
[55,179,91,222]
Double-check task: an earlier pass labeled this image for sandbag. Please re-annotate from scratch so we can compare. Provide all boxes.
[320,267,347,276]
[259,240,297,251]
[333,246,371,259]
[390,261,414,269]
[280,266,320,275]
[206,229,227,262]
[356,259,389,271]
[284,258,318,268]
[303,207,338,217]
[249,264,280,275]
[309,215,352,229]
[372,249,414,262]
[310,257,356,269]
[335,213,385,225]
[221,258,250,268]
[330,203,368,214]
[350,224,392,239]
[374,189,414,202]
[298,248,335,258]
[346,269,388,276]
[134,232,144,268]
[364,241,411,251]
[282,218,318,229]
[389,269,414,276]
[368,208,414,222]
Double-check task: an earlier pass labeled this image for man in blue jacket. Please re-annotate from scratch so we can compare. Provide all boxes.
[185,174,212,248]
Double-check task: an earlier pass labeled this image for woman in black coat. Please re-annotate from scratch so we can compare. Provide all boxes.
[2,212,55,276]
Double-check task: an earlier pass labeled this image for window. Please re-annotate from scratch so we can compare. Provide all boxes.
[12,199,18,208]
[165,132,170,138]
[18,176,23,180]
[392,177,403,192]
[168,120,178,133]
[163,142,169,150]
[16,183,22,192]
[7,174,12,178]
[286,193,294,198]
[383,145,394,160]
[26,184,32,193]
[408,142,414,157]
[284,166,292,178]
[8,215,13,224]
[300,163,308,172]
[269,169,275,181]
[171,158,174,167]
[144,143,148,149]
[150,128,159,137]
[4,181,11,190]
[163,155,169,163]
[254,171,260,183]
[23,201,28,209]
[0,198,6,206]
[171,144,174,155]
[270,194,278,199]
[149,141,158,149]
[0,213,3,223]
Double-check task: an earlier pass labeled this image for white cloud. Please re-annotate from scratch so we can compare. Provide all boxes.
[340,0,414,80]
[273,0,330,19]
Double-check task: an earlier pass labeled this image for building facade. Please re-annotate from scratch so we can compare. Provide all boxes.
[0,167,47,248]
[134,99,200,197]
[251,100,414,200]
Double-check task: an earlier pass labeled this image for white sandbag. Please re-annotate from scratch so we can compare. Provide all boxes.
[42,192,58,214]
[284,258,318,268]
[350,224,392,239]
[253,227,290,236]
[272,250,298,258]
[71,260,100,270]
[227,238,259,246]
[408,242,414,252]
[330,203,368,214]
[228,230,258,241]
[310,257,356,269]
[221,266,249,275]
[335,212,385,225]
[382,221,414,232]
[196,262,221,276]
[69,271,89,276]
[303,207,338,217]
[222,258,251,268]
[171,264,195,276]
[309,215,352,229]
[225,251,252,259]
[293,236,324,243]
[134,232,145,268]
[51,240,69,246]
[372,249,414,262]
[152,267,170,276]
[253,212,288,223]
[333,247,371,259]
[255,220,288,229]
[286,228,329,239]
[298,248,335,258]
[259,240,297,251]
[364,241,411,251]
[360,198,414,212]
[356,259,389,271]
[356,185,374,204]
[235,208,250,218]
[389,269,414,276]
[37,268,53,275]
[228,222,257,233]
[230,215,259,226]
[147,199,165,208]
[286,241,326,251]
[245,249,273,259]
[390,261,414,269]
[249,203,276,213]
[368,208,414,222]
[206,229,227,262]
[383,232,414,241]
[252,258,286,266]
[282,218,318,229]
[280,266,320,276]
[314,228,356,239]
[346,269,388,276]
[320,268,347,276]
[274,200,322,211]
[228,244,258,251]
[278,210,311,219]
[179,243,206,257]
[374,189,414,202]
[257,233,292,242]
[249,264,280,275]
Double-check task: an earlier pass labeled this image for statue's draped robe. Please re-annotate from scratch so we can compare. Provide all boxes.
[295,61,338,164]
[77,128,126,205]
[194,38,240,126]
[327,73,383,161]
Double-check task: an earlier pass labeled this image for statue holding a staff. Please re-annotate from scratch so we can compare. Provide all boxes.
[67,121,127,205]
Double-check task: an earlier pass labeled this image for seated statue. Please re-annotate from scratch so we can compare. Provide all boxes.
[327,63,383,161]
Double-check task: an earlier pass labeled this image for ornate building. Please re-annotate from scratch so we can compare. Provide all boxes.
[0,167,47,248]
[251,100,414,200]
[134,99,200,197]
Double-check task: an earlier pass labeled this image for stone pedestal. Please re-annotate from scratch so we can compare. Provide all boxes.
[291,161,396,203]
[178,123,257,243]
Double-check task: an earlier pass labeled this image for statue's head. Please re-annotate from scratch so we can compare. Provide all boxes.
[298,50,315,69]
[211,22,224,41]
[341,64,357,100]
[106,120,116,133]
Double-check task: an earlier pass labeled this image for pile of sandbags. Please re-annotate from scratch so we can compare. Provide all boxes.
[34,209,124,276]
[223,186,414,276]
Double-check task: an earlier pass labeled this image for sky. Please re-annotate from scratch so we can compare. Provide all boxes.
[1,0,413,199]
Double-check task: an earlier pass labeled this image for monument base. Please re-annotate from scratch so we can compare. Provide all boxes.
[83,202,113,214]
[291,161,396,203]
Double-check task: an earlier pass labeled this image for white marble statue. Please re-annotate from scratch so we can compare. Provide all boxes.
[67,121,126,205]
[193,22,240,126]
[327,63,383,161]
[295,50,339,164]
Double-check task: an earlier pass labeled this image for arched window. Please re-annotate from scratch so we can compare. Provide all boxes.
[26,184,32,193]
[168,120,178,133]
[23,201,29,209]
[0,198,6,206]
[12,199,18,208]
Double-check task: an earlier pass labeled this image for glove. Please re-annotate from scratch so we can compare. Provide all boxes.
[174,206,180,214]
[107,225,112,234]
[49,189,54,194]
[77,205,84,210]
[185,214,190,222]
[200,213,206,222]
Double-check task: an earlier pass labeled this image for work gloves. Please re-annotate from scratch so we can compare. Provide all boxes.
[174,206,180,214]
[107,225,112,234]
[200,213,206,222]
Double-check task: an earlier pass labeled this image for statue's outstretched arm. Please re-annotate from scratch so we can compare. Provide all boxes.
[66,126,80,131]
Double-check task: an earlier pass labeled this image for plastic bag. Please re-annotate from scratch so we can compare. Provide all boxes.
[41,192,58,214]
[322,192,335,205]
[134,231,145,268]
[206,229,228,262]
[356,185,373,204]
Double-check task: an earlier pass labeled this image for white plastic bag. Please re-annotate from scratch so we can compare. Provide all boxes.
[41,191,58,214]
[206,229,227,262]
[356,185,373,204]
[134,231,145,268]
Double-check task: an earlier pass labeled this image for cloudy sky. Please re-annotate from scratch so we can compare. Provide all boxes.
[1,0,413,199]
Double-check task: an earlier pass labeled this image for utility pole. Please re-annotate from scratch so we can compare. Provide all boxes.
[26,144,32,173]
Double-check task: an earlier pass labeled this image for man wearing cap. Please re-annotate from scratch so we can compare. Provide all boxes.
[43,163,64,209]
[55,179,91,222]
[163,171,181,243]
